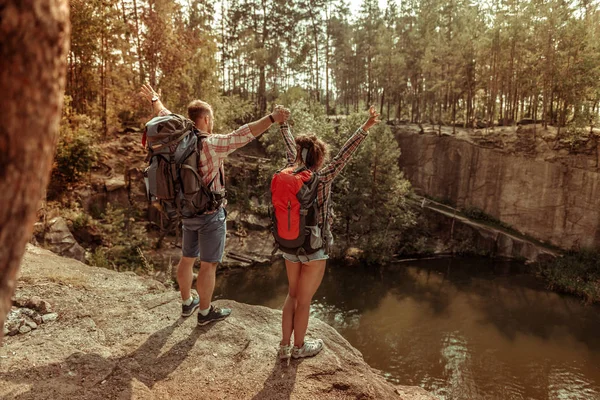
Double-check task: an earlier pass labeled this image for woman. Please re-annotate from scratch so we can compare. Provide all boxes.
[277,106,381,360]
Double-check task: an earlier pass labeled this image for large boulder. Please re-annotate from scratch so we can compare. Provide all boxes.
[0,245,436,400]
[43,217,86,262]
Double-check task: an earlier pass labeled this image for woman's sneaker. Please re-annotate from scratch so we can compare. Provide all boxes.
[292,338,324,359]
[181,295,200,317]
[197,305,231,326]
[278,343,293,360]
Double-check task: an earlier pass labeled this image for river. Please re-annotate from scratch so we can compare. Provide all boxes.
[214,257,600,399]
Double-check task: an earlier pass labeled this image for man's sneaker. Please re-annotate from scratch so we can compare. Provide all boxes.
[292,338,324,359]
[197,305,231,326]
[278,343,293,360]
[181,296,200,317]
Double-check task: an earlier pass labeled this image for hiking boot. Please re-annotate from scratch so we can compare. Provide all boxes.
[278,343,293,360]
[181,295,200,317]
[292,338,324,359]
[197,305,231,326]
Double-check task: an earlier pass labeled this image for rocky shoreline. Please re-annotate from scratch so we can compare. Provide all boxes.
[0,245,436,400]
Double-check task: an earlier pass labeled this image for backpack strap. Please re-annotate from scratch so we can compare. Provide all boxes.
[149,129,192,153]
[194,132,225,196]
[293,165,308,174]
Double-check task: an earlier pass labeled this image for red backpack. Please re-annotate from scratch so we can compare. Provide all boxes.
[270,166,322,255]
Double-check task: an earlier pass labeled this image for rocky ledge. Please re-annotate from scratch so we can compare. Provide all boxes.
[0,245,435,400]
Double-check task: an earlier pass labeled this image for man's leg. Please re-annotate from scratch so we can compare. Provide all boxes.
[177,256,197,301]
[179,218,201,317]
[196,208,230,325]
[196,261,218,310]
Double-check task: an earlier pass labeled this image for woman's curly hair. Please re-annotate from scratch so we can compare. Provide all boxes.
[294,134,329,171]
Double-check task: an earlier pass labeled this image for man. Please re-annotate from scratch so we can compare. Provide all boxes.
[140,84,289,325]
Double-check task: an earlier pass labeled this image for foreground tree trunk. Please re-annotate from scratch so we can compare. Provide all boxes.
[0,0,70,341]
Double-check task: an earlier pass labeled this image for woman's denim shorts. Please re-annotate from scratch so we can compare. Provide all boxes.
[282,248,329,263]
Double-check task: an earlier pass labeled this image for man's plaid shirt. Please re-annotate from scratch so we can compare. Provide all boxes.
[158,108,254,198]
[279,123,368,233]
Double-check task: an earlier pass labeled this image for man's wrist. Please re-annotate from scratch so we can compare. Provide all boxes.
[269,114,275,124]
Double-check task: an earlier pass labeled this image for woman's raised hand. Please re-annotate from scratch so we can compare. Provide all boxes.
[271,104,291,124]
[362,105,381,131]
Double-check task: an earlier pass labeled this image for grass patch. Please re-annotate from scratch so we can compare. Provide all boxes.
[536,249,600,303]
[461,206,513,231]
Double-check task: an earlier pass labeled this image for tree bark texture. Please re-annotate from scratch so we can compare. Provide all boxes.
[0,0,70,341]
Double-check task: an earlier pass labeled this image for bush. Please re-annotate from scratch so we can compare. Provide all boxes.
[462,206,512,230]
[536,249,600,303]
[49,97,99,198]
[90,203,153,273]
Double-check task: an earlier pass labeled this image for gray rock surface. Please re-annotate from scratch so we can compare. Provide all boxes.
[43,217,86,262]
[397,131,600,249]
[0,245,436,400]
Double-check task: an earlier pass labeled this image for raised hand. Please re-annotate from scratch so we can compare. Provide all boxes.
[362,105,381,131]
[139,84,160,104]
[271,104,291,124]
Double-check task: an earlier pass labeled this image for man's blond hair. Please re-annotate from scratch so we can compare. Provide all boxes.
[187,100,212,123]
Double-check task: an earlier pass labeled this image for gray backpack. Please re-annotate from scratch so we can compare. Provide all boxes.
[143,113,220,219]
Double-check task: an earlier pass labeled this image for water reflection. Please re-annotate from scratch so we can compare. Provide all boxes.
[214,257,600,399]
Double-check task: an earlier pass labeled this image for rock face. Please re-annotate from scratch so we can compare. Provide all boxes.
[43,217,86,262]
[419,202,557,262]
[397,131,600,250]
[0,245,435,400]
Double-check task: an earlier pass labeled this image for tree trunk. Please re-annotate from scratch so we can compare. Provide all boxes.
[0,0,70,341]
[325,4,331,114]
[308,2,320,103]
[132,0,144,84]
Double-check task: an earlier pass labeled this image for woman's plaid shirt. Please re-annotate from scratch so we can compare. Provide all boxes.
[279,123,368,232]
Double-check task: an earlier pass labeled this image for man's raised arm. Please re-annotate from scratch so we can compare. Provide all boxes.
[140,84,169,116]
[247,105,290,138]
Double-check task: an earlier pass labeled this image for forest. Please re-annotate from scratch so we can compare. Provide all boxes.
[69,0,600,135]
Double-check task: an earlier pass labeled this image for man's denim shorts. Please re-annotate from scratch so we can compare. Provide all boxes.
[282,248,329,263]
[182,207,227,262]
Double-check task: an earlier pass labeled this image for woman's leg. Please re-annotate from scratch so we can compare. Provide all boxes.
[281,259,302,346]
[293,259,326,347]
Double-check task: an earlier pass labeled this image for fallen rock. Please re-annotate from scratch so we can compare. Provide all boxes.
[20,308,43,325]
[26,296,52,314]
[4,311,22,336]
[240,213,271,231]
[104,177,126,192]
[44,217,86,262]
[41,313,58,323]
[25,320,38,330]
[18,325,31,334]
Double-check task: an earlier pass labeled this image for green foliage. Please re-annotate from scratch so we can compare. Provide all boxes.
[331,112,415,263]
[90,203,153,273]
[49,97,99,198]
[537,249,600,303]
[213,95,255,132]
[462,206,512,230]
